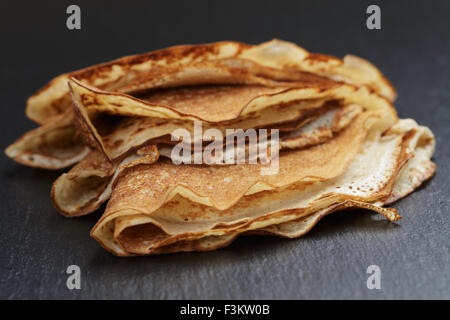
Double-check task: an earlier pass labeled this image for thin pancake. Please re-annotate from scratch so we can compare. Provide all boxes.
[91,118,434,256]
[51,104,362,216]
[27,39,396,124]
[51,146,159,216]
[7,40,396,169]
[161,120,436,253]
[90,112,377,255]
[71,77,396,161]
[4,110,89,169]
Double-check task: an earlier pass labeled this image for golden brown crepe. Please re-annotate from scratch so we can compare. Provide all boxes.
[27,39,396,124]
[6,39,396,170]
[70,77,395,162]
[52,102,362,217]
[48,47,396,217]
[4,40,435,258]
[53,65,393,217]
[4,110,89,169]
[90,112,435,256]
[51,146,160,216]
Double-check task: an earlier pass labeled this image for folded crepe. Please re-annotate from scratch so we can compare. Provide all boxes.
[4,39,435,257]
[70,75,394,162]
[4,110,90,169]
[52,145,160,216]
[46,41,394,218]
[51,101,361,216]
[90,115,435,256]
[52,72,394,217]
[27,39,396,124]
[6,39,395,169]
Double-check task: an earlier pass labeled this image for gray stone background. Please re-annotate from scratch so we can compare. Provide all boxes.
[0,0,448,299]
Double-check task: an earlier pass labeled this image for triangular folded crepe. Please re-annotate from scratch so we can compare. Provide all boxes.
[4,40,435,258]
[4,110,90,169]
[70,76,395,162]
[27,39,396,124]
[51,100,363,216]
[175,118,435,254]
[90,113,435,256]
[52,73,394,216]
[6,40,396,170]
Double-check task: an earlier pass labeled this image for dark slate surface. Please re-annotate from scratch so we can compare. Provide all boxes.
[0,0,449,299]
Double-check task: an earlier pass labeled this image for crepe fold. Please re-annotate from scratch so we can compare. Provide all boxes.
[27,39,396,124]
[70,75,395,161]
[4,39,436,257]
[4,110,90,169]
[48,60,394,216]
[6,39,395,169]
[90,111,435,256]
[51,103,360,217]
[52,74,393,217]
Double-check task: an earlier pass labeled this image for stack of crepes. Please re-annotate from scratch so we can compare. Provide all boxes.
[6,40,436,256]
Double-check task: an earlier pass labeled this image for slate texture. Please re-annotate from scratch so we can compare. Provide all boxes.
[0,0,448,299]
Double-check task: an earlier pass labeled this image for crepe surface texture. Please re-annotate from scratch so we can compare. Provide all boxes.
[4,40,435,256]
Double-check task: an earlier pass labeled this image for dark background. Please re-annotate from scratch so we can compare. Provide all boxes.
[0,0,449,299]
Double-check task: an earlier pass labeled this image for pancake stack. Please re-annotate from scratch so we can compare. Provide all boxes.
[6,40,436,256]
